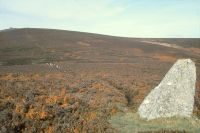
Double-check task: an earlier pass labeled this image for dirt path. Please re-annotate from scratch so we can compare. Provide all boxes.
[140,40,183,49]
[140,40,200,55]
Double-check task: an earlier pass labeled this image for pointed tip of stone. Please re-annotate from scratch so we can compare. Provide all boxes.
[176,58,195,65]
[177,58,193,62]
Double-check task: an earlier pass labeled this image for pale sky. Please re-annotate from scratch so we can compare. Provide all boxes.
[0,0,200,38]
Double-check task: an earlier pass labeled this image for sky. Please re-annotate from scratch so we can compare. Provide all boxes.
[0,0,200,38]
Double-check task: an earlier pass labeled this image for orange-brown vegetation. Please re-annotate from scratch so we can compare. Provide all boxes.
[128,48,144,57]
[189,47,200,54]
[152,53,177,62]
[0,73,128,132]
[0,29,200,132]
[1,60,199,132]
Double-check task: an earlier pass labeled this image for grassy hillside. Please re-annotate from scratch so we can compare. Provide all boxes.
[0,28,200,132]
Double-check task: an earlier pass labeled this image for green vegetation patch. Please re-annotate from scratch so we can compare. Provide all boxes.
[109,111,200,133]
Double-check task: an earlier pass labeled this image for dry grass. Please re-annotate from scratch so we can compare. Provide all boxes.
[110,111,200,133]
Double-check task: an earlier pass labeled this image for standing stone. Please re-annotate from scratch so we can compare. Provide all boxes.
[138,59,196,120]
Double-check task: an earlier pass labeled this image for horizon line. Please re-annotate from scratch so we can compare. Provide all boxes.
[1,27,200,39]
